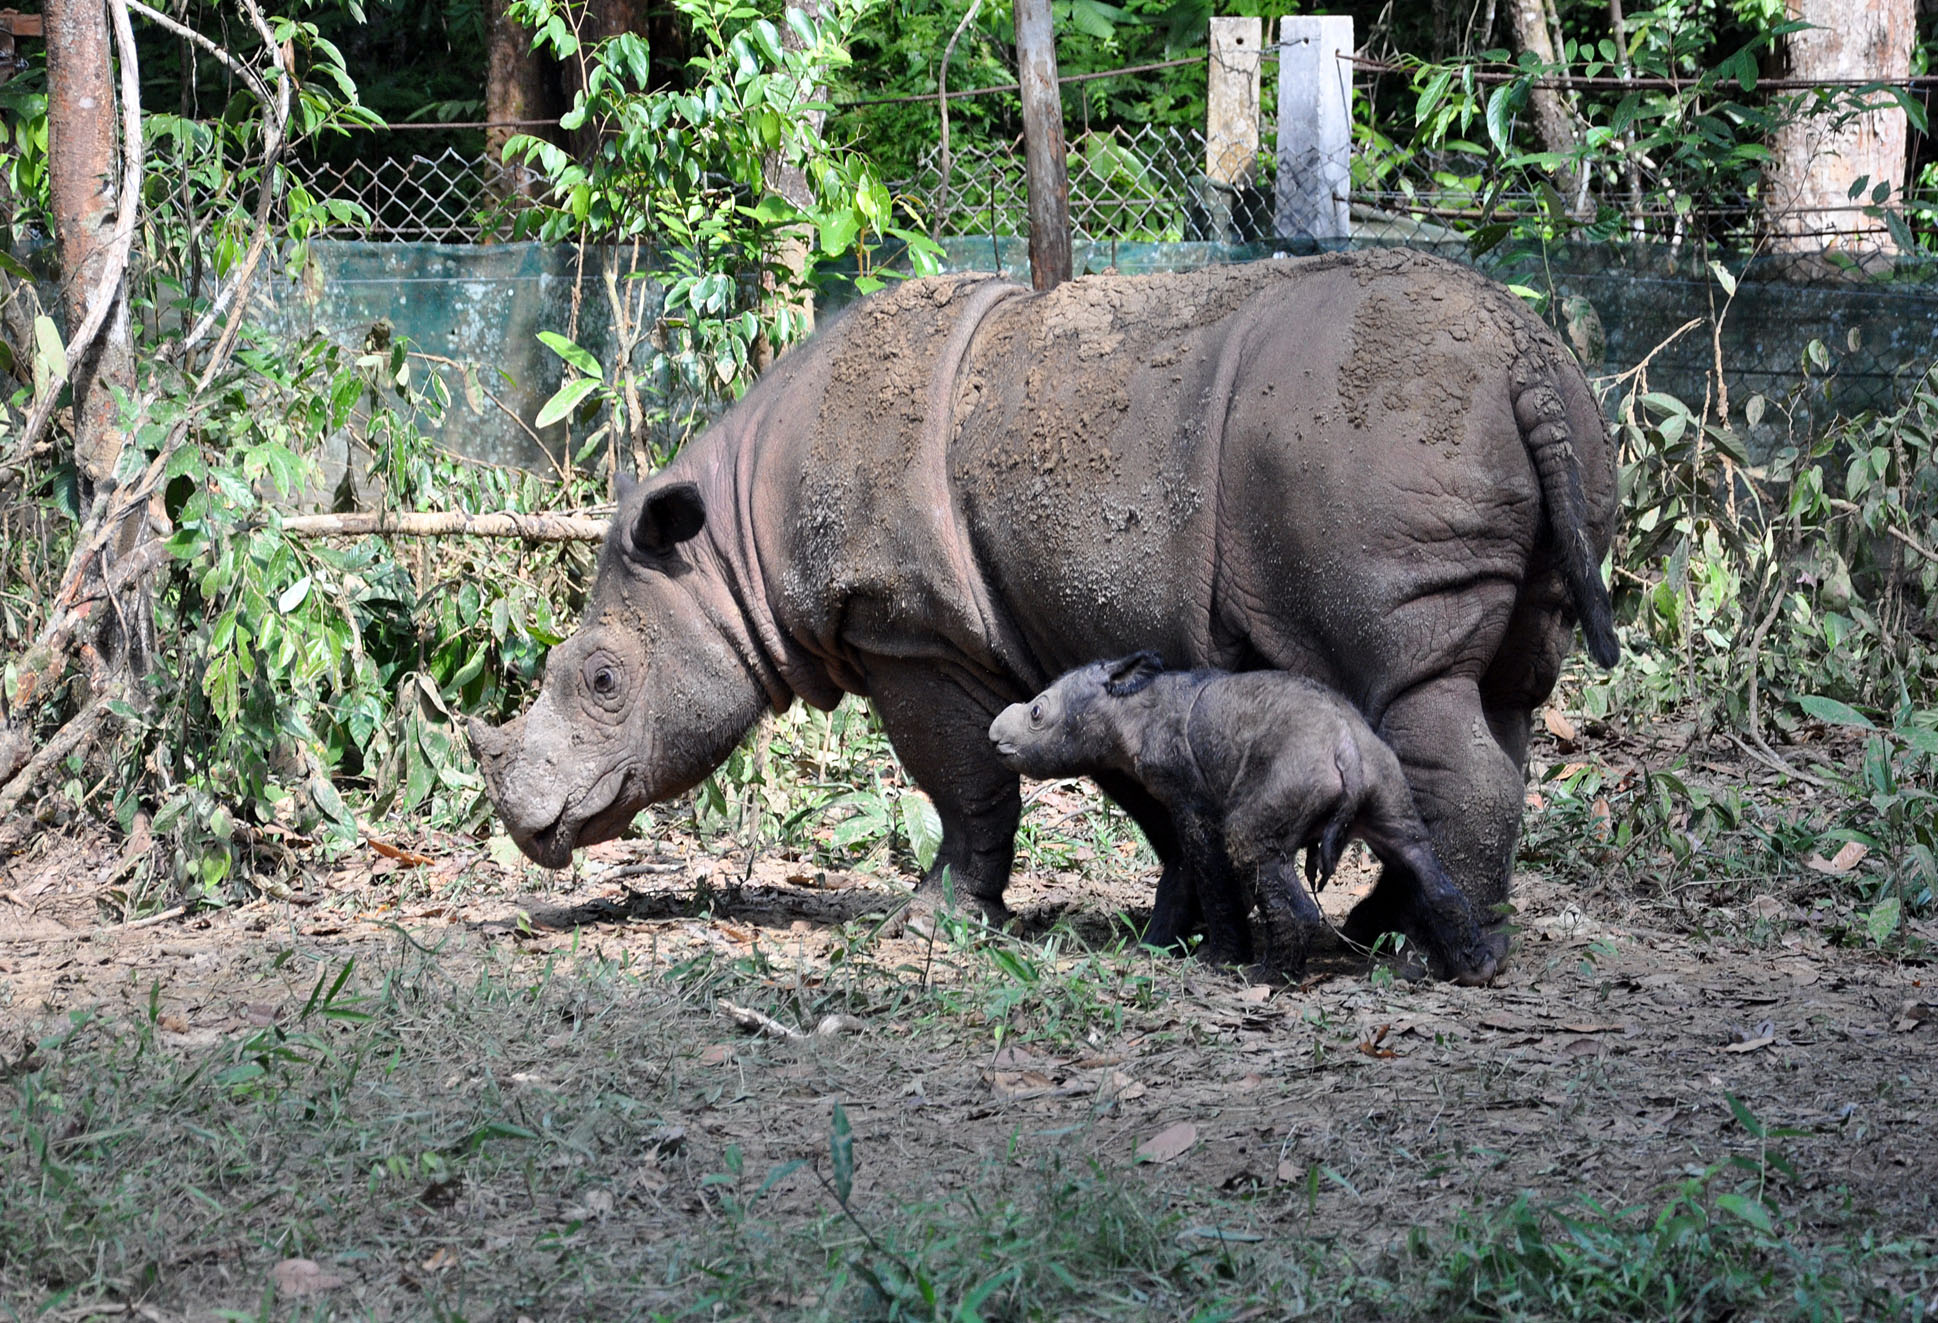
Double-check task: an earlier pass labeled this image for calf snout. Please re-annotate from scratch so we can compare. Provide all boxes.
[988,704,1031,760]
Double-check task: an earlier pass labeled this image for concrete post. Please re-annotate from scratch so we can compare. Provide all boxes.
[1204,16,1262,243]
[1274,14,1353,243]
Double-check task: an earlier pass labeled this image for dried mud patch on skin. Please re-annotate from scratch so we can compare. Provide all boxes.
[1338,286,1487,448]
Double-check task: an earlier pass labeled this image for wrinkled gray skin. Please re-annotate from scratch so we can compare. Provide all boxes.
[989,653,1498,983]
[470,251,1619,965]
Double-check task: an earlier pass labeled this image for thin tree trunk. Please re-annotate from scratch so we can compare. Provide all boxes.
[46,0,135,510]
[1503,0,1589,216]
[484,0,560,205]
[1764,0,1915,260]
[752,0,827,376]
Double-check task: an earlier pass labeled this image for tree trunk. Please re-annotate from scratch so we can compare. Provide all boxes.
[484,0,560,204]
[1764,0,1915,260]
[46,0,135,509]
[751,0,826,377]
[1503,0,1588,215]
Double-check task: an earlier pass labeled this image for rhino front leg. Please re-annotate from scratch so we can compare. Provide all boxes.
[1349,675,1521,971]
[868,664,1021,925]
[1090,770,1197,949]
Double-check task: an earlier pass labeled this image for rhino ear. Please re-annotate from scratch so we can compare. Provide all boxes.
[1104,651,1164,697]
[632,482,707,557]
[614,471,639,503]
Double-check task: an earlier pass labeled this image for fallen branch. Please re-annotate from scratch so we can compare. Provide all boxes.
[0,694,119,820]
[280,510,607,541]
[718,999,865,1040]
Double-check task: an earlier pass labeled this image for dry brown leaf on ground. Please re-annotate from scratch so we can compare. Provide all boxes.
[1136,1121,1198,1164]
[271,1258,345,1296]
[366,837,435,867]
[422,1246,458,1272]
[1806,841,1868,875]
[1543,707,1578,743]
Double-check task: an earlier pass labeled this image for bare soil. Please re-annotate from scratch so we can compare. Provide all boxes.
[1,800,1934,1317]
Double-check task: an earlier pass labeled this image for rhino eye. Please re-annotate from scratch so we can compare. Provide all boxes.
[591,667,617,696]
[1028,701,1045,724]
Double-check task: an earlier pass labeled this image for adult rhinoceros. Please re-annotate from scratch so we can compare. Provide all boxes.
[469,249,1618,977]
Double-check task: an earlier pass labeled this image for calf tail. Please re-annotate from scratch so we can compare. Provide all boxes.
[1511,351,1620,668]
[1305,729,1363,891]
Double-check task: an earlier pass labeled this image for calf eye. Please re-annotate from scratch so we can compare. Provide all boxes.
[1028,701,1044,724]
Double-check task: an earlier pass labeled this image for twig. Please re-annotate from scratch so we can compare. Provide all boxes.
[1827,498,1938,565]
[718,999,864,1039]
[932,0,986,241]
[178,0,292,371]
[122,903,189,930]
[278,510,606,541]
[1737,581,1830,790]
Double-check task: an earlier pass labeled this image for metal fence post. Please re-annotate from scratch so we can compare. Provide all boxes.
[1274,14,1353,243]
[1205,16,1262,243]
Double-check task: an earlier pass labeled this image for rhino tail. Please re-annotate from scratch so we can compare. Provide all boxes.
[1511,352,1620,668]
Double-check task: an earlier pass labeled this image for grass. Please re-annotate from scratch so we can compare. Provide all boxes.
[2,908,1933,1322]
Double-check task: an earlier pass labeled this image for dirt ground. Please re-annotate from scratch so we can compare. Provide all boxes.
[1,804,1935,1317]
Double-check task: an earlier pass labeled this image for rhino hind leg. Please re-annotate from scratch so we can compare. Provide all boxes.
[1348,675,1520,980]
[868,664,1021,925]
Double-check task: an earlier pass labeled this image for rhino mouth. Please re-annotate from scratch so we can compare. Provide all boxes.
[518,773,639,869]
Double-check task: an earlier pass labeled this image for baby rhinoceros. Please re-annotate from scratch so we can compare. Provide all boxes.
[988,654,1499,985]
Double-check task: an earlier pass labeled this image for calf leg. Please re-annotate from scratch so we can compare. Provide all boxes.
[867,663,1021,924]
[1174,804,1252,964]
[1251,854,1326,977]
[1354,797,1499,985]
[1347,674,1521,973]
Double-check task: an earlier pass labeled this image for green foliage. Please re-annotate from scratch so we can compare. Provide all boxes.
[1392,9,1928,251]
[104,329,594,902]
[1413,1097,1924,1321]
[503,0,940,447]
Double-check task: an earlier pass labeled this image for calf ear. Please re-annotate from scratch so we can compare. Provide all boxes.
[633,482,707,557]
[1104,651,1164,697]
[615,471,639,502]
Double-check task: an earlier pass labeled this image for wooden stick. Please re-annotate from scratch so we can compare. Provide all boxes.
[279,510,607,541]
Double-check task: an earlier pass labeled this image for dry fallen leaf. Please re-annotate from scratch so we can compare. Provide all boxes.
[366,837,434,867]
[1543,707,1578,742]
[272,1259,346,1297]
[1275,1158,1299,1183]
[422,1247,458,1272]
[1805,841,1868,876]
[1136,1121,1199,1164]
[1895,1000,1931,1032]
[697,1043,735,1066]
[1357,1024,1398,1059]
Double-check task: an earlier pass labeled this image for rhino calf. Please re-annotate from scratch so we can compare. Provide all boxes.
[988,653,1499,984]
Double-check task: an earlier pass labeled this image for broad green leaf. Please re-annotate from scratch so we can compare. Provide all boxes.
[900,792,941,871]
[829,1103,854,1205]
[534,376,601,428]
[537,331,602,379]
[1867,895,1902,945]
[1797,694,1873,729]
[277,575,313,614]
[32,314,66,388]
